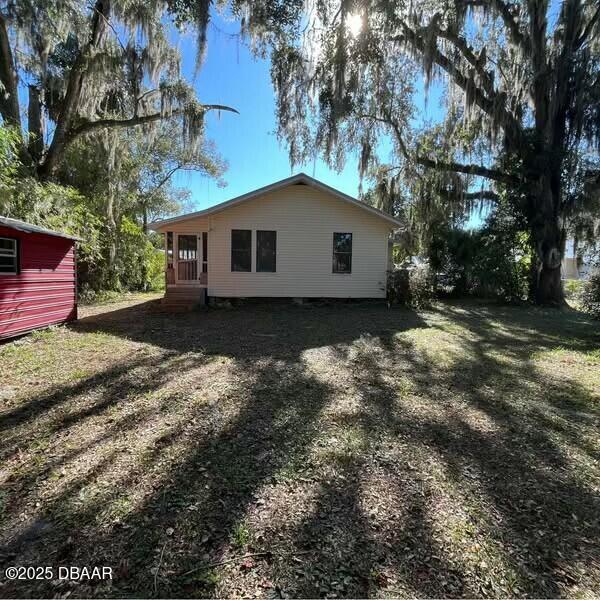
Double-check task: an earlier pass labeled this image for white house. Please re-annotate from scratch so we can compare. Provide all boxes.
[150,173,402,306]
[561,238,598,280]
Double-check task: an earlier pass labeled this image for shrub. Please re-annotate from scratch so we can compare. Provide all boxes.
[387,268,410,305]
[78,287,123,305]
[427,227,476,296]
[146,246,166,291]
[425,205,530,303]
[469,230,530,303]
[387,263,434,308]
[580,273,600,319]
[563,279,584,302]
[410,263,435,307]
[109,218,165,292]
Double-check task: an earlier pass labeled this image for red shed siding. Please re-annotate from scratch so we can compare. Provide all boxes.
[0,225,77,339]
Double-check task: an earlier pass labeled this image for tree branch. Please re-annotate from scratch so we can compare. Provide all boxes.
[491,0,530,52]
[357,113,519,185]
[71,104,239,137]
[458,0,530,54]
[357,112,517,185]
[0,12,21,128]
[146,165,183,196]
[438,188,500,203]
[136,89,161,104]
[415,155,518,185]
[37,0,110,179]
[356,112,410,159]
[395,22,523,144]
[463,190,500,202]
[141,163,205,205]
[435,26,495,96]
[92,3,126,52]
[577,4,600,48]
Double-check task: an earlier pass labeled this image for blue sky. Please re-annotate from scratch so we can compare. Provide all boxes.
[172,11,484,227]
[173,14,362,208]
[173,14,431,202]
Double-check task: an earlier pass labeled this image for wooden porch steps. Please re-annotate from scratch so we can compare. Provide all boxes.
[160,287,207,311]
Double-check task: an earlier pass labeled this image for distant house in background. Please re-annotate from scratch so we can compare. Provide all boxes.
[561,238,597,280]
[151,173,402,307]
[0,217,78,340]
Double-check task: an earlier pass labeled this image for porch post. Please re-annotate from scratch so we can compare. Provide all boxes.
[174,233,178,284]
[198,233,202,281]
[165,232,175,286]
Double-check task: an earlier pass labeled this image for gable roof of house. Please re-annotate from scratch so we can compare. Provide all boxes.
[0,216,81,241]
[150,173,403,229]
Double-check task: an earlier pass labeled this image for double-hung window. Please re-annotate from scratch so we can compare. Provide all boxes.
[231,230,252,272]
[256,230,276,272]
[333,233,352,273]
[0,237,18,274]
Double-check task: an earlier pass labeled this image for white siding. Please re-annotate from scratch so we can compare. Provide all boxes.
[165,217,210,233]
[200,184,391,298]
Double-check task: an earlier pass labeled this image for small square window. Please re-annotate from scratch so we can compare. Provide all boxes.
[0,237,18,274]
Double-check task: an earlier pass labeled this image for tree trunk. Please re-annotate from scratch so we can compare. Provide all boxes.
[105,191,119,290]
[535,259,563,305]
[36,0,110,180]
[529,213,566,306]
[142,203,148,235]
[27,85,45,164]
[141,202,149,291]
[0,13,21,128]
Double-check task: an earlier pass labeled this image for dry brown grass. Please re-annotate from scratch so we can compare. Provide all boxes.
[0,294,598,598]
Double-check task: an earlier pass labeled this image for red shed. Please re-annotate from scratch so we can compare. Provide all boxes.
[0,216,78,340]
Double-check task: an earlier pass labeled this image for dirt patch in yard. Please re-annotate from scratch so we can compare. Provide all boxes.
[0,295,598,598]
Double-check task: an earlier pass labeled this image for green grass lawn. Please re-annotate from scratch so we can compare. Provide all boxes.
[0,295,598,598]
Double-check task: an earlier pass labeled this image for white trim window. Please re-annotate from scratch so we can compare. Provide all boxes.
[256,230,276,272]
[231,229,252,272]
[0,236,18,274]
[333,232,352,273]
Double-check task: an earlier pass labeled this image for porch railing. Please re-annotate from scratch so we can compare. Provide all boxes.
[178,260,197,281]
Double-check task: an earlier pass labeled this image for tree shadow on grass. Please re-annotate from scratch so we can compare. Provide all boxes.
[272,303,599,597]
[1,299,598,597]
[1,300,430,597]
[3,359,334,597]
[73,299,427,357]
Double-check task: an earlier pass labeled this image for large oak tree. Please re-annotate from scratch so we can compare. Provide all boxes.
[264,0,600,304]
[0,0,243,180]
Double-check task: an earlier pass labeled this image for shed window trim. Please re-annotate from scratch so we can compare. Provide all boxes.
[256,230,277,273]
[332,232,352,274]
[0,236,18,275]
[231,229,252,272]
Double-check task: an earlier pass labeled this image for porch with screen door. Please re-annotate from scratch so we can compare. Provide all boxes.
[175,233,208,285]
